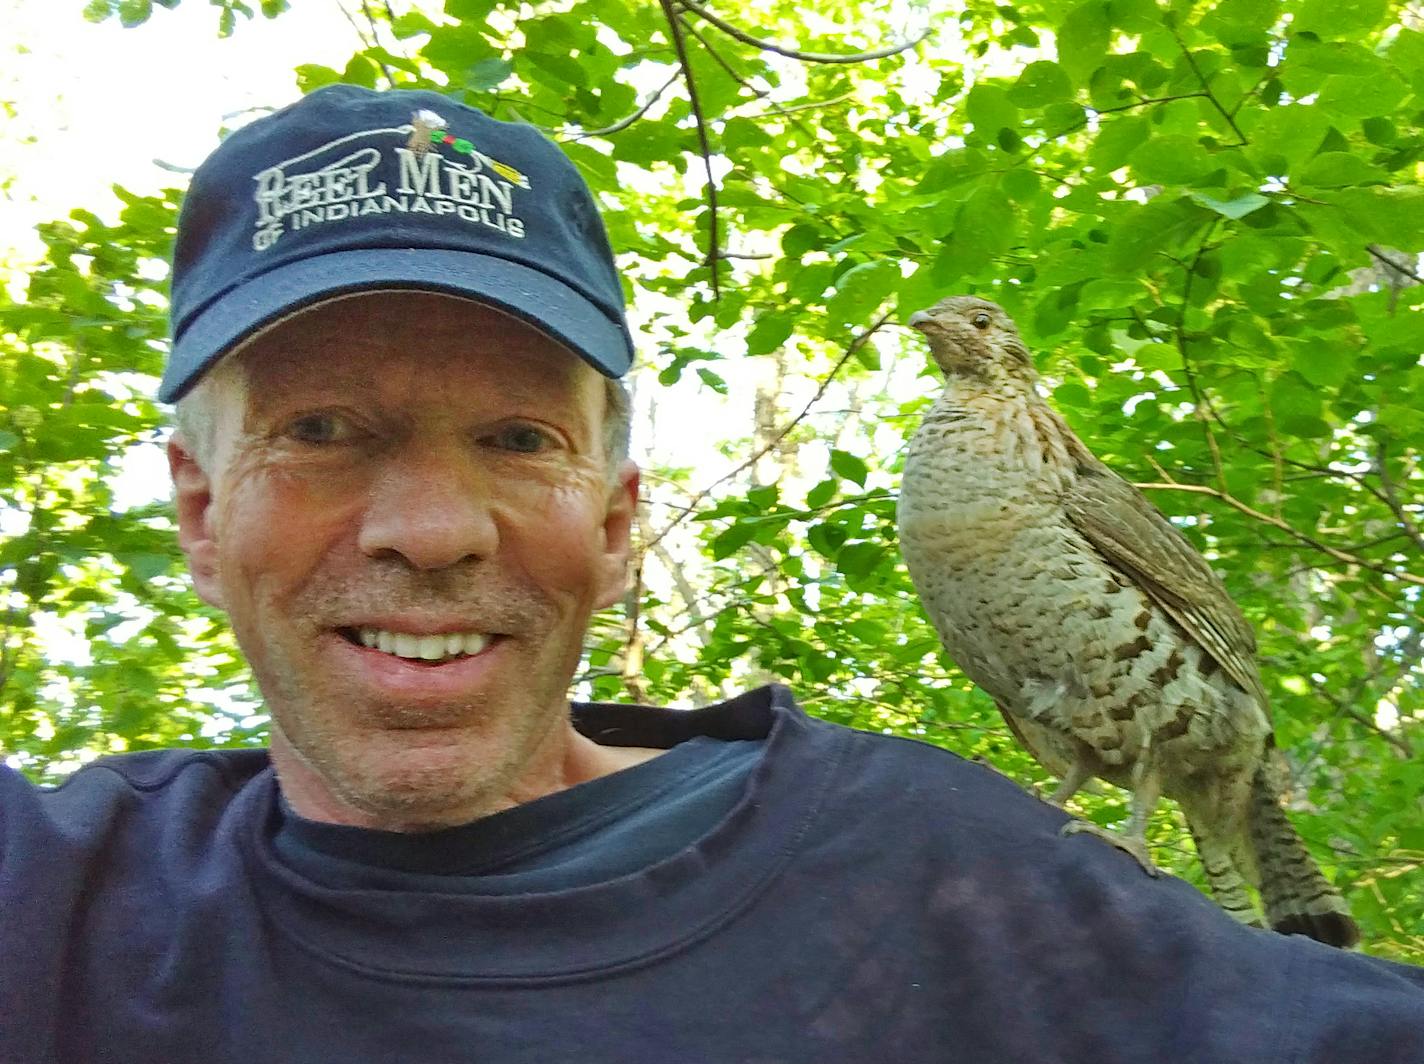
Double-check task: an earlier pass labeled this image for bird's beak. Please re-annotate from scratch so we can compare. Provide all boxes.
[907,310,931,332]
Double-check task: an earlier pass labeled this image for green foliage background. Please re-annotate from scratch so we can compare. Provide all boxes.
[3,0,1421,960]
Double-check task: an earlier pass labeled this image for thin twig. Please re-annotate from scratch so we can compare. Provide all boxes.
[565,71,681,140]
[1228,69,1276,118]
[621,556,650,702]
[1169,26,1248,146]
[1375,439,1424,555]
[1367,245,1422,285]
[1258,377,1285,520]
[679,16,770,99]
[1331,698,1415,759]
[743,90,857,121]
[660,0,722,300]
[645,311,896,551]
[1134,482,1424,585]
[1046,92,1211,140]
[678,0,931,64]
[360,1,397,87]
[1174,221,1228,491]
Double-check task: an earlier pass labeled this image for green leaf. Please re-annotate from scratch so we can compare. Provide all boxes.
[1129,135,1208,185]
[965,84,1018,138]
[1090,114,1150,172]
[745,313,795,356]
[1105,197,1200,273]
[1294,0,1388,37]
[1189,191,1270,219]
[695,367,728,395]
[1298,152,1386,189]
[294,64,341,93]
[1247,103,1329,169]
[826,261,899,326]
[710,522,757,560]
[341,54,379,90]
[118,553,170,582]
[1290,340,1353,388]
[805,478,837,509]
[782,224,823,259]
[1270,370,1329,436]
[467,57,513,92]
[1315,72,1408,118]
[445,0,499,17]
[117,0,153,27]
[1205,0,1282,46]
[836,541,887,578]
[1008,61,1072,107]
[830,449,869,486]
[392,11,438,39]
[1056,4,1111,86]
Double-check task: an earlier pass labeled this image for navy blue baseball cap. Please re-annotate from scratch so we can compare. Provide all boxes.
[161,84,635,402]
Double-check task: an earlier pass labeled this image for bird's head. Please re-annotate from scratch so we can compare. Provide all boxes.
[907,296,1036,384]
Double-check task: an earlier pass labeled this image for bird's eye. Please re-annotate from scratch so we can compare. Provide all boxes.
[972,312,992,329]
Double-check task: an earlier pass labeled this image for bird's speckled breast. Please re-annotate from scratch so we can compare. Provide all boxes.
[898,390,1268,784]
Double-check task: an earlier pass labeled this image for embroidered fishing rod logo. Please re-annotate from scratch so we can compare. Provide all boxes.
[250,110,531,251]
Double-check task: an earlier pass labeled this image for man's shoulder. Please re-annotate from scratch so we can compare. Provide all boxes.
[2,746,271,842]
[804,709,1064,832]
[10,745,270,794]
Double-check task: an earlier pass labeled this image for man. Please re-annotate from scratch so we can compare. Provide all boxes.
[2,85,1422,1063]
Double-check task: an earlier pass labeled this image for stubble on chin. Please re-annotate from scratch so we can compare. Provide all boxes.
[243,561,585,829]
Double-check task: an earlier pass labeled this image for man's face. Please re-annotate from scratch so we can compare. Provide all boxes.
[171,292,638,828]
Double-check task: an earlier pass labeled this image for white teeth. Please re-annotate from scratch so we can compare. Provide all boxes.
[353,627,491,662]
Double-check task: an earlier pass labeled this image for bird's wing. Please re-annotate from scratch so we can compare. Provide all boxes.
[1064,461,1269,711]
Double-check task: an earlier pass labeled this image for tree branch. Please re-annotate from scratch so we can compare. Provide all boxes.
[659,0,722,300]
[645,310,896,551]
[1169,26,1248,146]
[1046,92,1211,140]
[360,1,397,87]
[1326,694,1415,759]
[678,0,931,64]
[1173,221,1229,491]
[743,91,857,122]
[564,71,680,140]
[1367,244,1422,286]
[1134,481,1424,585]
[1375,438,1424,556]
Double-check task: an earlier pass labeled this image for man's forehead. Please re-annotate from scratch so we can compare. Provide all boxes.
[229,291,599,404]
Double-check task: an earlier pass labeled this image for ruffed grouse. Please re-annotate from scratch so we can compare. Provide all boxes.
[897,295,1359,948]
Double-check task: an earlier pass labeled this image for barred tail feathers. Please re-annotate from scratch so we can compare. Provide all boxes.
[1246,764,1360,949]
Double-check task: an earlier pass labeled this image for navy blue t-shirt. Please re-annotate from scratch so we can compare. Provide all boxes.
[2,685,1422,1063]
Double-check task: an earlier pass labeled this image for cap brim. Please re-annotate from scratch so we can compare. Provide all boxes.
[159,248,633,402]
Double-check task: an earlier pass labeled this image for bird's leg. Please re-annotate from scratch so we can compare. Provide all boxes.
[1061,760,1162,877]
[1046,757,1094,806]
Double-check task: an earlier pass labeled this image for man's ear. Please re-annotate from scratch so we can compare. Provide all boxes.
[594,460,640,611]
[168,434,226,610]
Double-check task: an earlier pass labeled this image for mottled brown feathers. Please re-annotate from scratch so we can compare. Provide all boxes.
[900,295,1358,948]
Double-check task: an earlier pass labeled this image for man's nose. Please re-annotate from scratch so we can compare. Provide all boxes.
[356,445,499,570]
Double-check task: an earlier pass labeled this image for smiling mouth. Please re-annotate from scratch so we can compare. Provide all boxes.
[337,627,494,664]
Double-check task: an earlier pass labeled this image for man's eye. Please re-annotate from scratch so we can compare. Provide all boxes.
[285,413,352,444]
[487,424,553,453]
